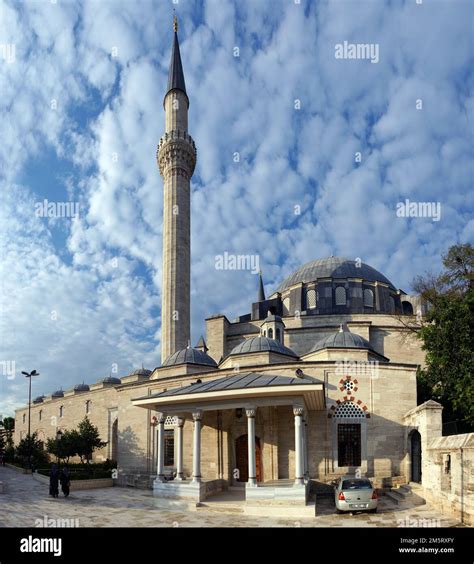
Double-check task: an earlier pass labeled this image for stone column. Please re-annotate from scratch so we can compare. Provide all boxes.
[246,408,257,487]
[176,417,184,481]
[304,418,309,480]
[192,411,202,483]
[294,406,304,486]
[155,413,166,482]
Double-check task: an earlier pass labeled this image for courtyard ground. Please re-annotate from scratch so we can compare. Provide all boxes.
[0,466,460,528]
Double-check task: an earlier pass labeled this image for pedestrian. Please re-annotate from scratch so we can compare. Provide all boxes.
[49,464,59,498]
[60,466,70,498]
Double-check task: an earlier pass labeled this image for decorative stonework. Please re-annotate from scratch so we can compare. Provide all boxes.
[245,408,257,418]
[157,130,196,179]
[293,406,305,417]
[192,410,202,422]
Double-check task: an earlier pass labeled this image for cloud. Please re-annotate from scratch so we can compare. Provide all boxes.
[0,0,472,415]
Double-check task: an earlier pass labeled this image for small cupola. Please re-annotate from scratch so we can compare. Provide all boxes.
[260,312,285,344]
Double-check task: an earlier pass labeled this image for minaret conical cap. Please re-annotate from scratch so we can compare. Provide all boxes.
[165,15,188,105]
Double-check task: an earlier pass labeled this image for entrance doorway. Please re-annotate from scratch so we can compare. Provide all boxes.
[410,430,422,483]
[235,434,262,482]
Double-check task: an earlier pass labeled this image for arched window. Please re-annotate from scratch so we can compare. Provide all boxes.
[276,328,281,342]
[388,296,396,314]
[39,410,42,422]
[59,405,64,418]
[402,301,413,315]
[22,413,26,424]
[363,288,374,308]
[85,400,91,415]
[282,297,290,315]
[268,328,274,339]
[335,286,346,306]
[334,402,365,467]
[306,288,317,309]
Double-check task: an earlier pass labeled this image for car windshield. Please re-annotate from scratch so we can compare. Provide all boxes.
[341,479,372,490]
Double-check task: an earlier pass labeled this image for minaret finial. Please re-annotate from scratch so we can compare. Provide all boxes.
[173,13,178,33]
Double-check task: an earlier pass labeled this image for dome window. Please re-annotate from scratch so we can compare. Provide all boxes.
[268,328,273,339]
[388,296,396,313]
[276,328,281,342]
[306,288,317,309]
[335,286,346,306]
[363,288,374,308]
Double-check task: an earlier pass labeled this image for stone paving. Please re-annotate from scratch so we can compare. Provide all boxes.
[0,467,460,528]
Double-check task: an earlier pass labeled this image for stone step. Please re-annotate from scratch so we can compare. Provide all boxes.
[197,502,244,514]
[385,489,426,507]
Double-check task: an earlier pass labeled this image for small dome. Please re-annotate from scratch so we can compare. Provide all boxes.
[98,376,121,385]
[162,348,218,368]
[229,337,297,358]
[33,395,44,404]
[51,390,64,398]
[309,325,372,353]
[263,314,283,323]
[131,368,152,377]
[74,383,90,392]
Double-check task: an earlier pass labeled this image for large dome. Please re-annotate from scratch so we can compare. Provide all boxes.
[276,257,395,293]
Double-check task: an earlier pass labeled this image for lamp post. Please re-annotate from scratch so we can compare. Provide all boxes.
[56,429,63,467]
[21,369,39,469]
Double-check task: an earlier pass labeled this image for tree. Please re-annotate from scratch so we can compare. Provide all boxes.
[76,417,107,468]
[15,433,49,468]
[46,430,80,464]
[1,417,15,448]
[0,433,5,456]
[415,243,474,431]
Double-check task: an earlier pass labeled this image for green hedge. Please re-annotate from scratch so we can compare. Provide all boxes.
[37,468,112,480]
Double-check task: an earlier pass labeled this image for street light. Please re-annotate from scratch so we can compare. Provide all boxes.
[21,370,39,469]
[56,430,63,466]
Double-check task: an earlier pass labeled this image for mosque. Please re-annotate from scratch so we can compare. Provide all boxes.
[14,18,427,511]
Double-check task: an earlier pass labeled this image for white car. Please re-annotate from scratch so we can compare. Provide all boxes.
[334,476,378,514]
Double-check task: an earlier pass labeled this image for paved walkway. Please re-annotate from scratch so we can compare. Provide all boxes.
[0,467,460,528]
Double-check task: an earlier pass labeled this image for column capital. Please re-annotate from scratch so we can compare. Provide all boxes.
[176,417,185,427]
[156,412,166,424]
[192,410,202,422]
[293,406,304,417]
[245,407,257,418]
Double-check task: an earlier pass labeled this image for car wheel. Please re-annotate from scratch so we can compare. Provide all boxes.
[336,508,344,514]
[369,508,377,514]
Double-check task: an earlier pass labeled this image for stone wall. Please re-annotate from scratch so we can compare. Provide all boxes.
[404,401,474,525]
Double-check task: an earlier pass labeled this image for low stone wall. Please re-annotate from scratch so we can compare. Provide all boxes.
[33,472,113,491]
[5,463,32,474]
[245,482,308,505]
[153,479,227,502]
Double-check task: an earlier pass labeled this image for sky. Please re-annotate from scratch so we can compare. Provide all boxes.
[0,0,472,417]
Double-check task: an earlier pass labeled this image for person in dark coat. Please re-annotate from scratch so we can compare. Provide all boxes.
[49,464,59,498]
[60,466,70,498]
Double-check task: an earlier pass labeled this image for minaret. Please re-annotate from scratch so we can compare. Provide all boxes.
[157,16,196,361]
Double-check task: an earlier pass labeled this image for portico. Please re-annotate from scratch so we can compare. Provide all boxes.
[132,372,325,504]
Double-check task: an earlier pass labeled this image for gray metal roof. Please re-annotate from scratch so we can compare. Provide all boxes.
[73,383,90,392]
[165,31,187,101]
[51,390,64,398]
[162,347,218,368]
[33,395,44,404]
[137,372,316,401]
[98,376,121,385]
[130,368,151,377]
[229,337,297,358]
[276,257,395,293]
[309,326,372,353]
